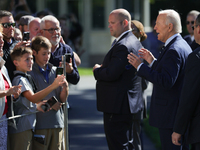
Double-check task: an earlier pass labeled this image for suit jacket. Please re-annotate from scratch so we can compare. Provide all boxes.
[94,31,143,114]
[184,34,192,45]
[173,46,200,144]
[137,34,192,128]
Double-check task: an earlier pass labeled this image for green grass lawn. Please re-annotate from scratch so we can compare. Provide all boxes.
[78,67,93,76]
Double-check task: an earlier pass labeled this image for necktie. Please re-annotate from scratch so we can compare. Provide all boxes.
[111,39,117,47]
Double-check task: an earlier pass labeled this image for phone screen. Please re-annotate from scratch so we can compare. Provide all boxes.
[23,32,30,41]
[56,67,63,76]
[47,96,58,107]
[65,53,71,63]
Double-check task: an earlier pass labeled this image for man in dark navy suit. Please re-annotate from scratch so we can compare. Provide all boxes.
[127,9,192,150]
[172,14,200,150]
[93,9,144,150]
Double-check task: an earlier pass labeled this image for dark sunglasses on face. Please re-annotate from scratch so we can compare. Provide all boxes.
[42,28,60,34]
[1,23,16,28]
[186,21,194,25]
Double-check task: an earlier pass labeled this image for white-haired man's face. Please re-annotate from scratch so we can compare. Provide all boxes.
[41,20,61,46]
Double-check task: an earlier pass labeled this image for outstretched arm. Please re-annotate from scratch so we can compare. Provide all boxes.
[23,75,65,103]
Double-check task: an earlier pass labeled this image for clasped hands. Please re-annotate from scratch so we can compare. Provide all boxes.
[127,48,155,69]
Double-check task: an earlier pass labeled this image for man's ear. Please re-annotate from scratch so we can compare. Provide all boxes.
[124,19,128,26]
[32,50,37,56]
[197,26,200,34]
[13,60,18,67]
[168,23,173,32]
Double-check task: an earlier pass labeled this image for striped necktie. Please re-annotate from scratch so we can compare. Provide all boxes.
[111,39,117,47]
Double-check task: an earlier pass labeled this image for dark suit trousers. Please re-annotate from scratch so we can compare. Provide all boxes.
[158,128,189,150]
[103,112,141,150]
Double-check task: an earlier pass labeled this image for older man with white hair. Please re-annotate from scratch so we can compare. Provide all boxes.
[128,9,192,150]
[40,15,80,84]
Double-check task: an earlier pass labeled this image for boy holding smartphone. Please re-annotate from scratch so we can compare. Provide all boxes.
[29,36,68,150]
[9,46,65,150]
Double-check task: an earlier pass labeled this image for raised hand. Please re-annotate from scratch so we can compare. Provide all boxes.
[138,48,155,64]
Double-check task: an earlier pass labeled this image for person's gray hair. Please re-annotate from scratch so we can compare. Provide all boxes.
[187,10,200,18]
[40,15,59,29]
[159,9,182,33]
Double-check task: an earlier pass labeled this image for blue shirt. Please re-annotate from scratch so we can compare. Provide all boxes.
[38,65,51,83]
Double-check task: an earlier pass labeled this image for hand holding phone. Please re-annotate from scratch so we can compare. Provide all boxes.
[41,96,58,112]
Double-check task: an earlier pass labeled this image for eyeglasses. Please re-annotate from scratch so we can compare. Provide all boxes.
[192,25,199,30]
[42,28,60,34]
[186,21,194,25]
[1,23,16,28]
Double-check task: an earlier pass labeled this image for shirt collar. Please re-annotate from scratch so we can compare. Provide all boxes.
[116,30,132,42]
[52,43,60,55]
[38,64,50,73]
[165,33,179,46]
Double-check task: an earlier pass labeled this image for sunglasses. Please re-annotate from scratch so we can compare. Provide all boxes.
[42,28,60,34]
[192,25,199,30]
[1,23,16,28]
[186,21,194,25]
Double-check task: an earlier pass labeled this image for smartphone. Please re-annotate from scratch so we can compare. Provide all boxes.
[41,96,58,112]
[23,32,30,41]
[65,53,71,63]
[47,96,58,107]
[56,67,63,76]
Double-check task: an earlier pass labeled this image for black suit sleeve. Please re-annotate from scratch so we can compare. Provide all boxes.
[173,50,200,134]
[94,45,130,81]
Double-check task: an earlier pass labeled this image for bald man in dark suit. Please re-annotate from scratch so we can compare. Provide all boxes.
[93,9,144,150]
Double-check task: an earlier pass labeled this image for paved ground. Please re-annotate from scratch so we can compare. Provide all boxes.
[67,76,157,150]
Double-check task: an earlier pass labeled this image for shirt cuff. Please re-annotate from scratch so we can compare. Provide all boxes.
[149,58,157,68]
[137,63,143,71]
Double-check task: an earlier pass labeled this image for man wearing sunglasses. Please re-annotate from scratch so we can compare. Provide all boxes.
[0,10,19,80]
[184,10,200,50]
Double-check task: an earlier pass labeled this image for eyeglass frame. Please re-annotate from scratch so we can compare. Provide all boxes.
[1,22,16,28]
[42,28,61,34]
[192,25,199,30]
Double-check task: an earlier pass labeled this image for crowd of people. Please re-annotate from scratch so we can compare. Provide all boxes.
[0,8,80,150]
[0,2,200,150]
